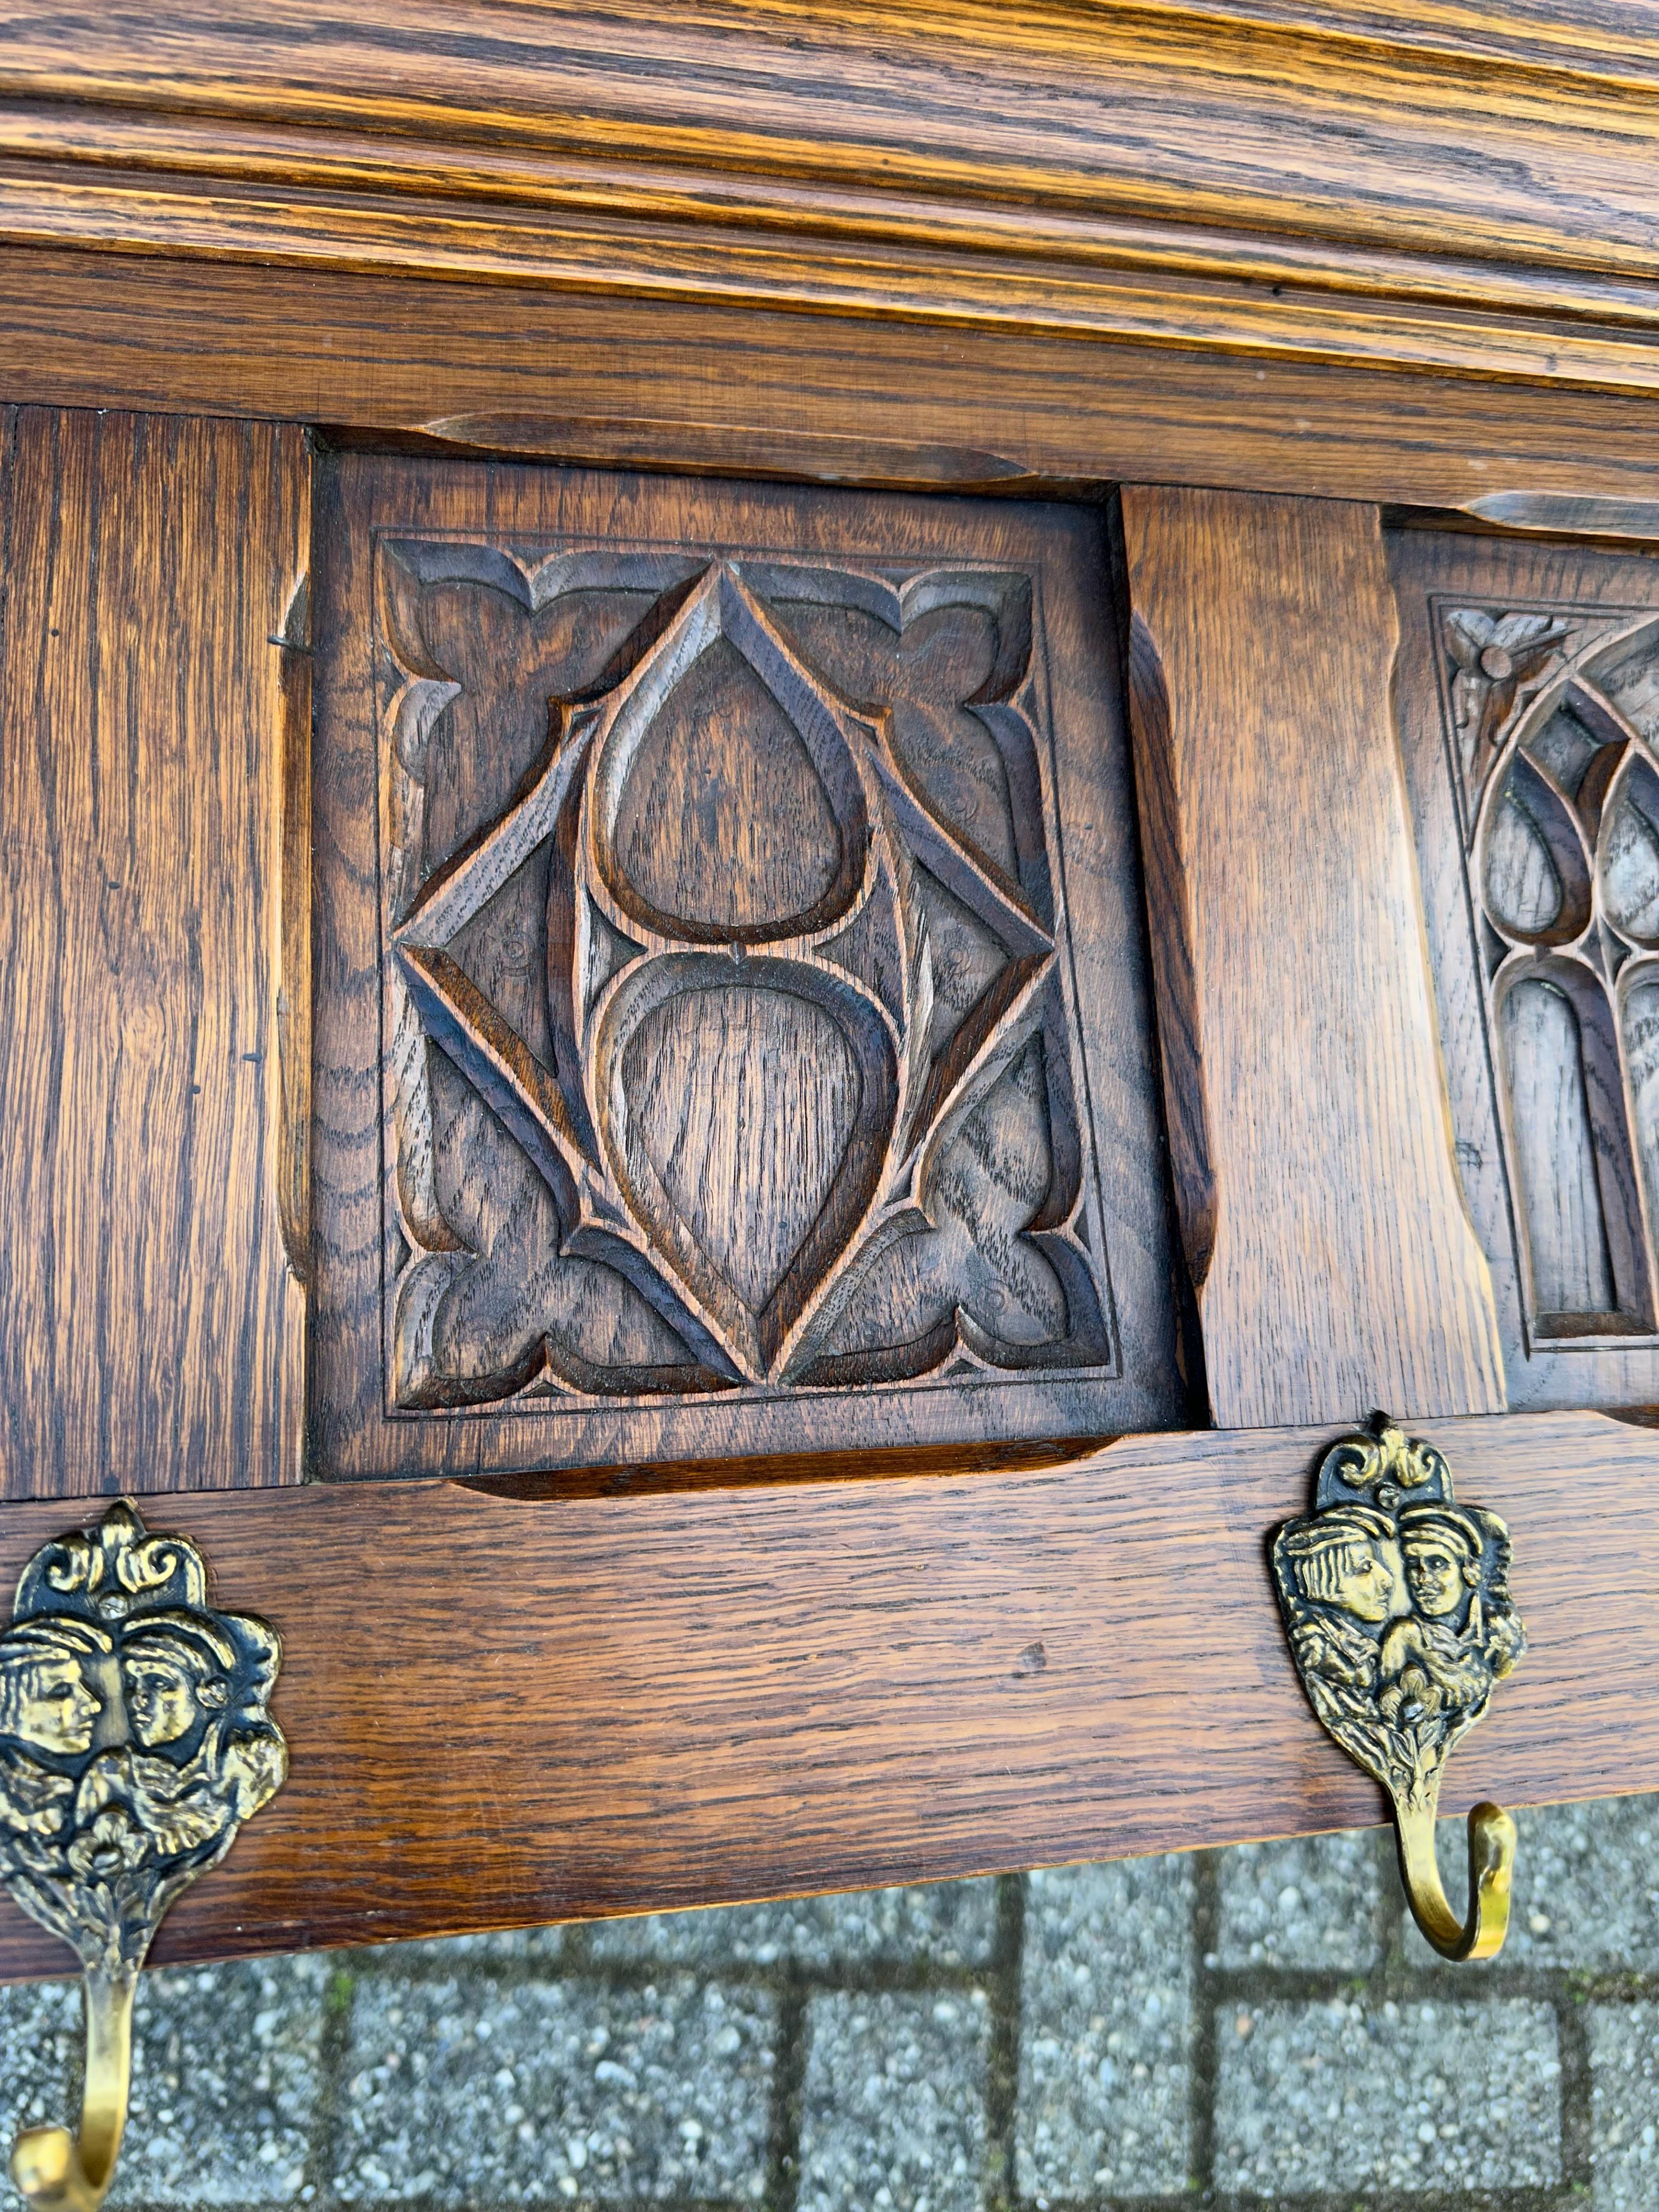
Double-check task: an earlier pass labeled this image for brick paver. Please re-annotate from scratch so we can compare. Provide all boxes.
[1215,1829,1385,1973]
[0,1795,1652,2209]
[1018,1858,1192,2199]
[797,1990,989,2212]
[1590,2002,1659,2211]
[586,1884,997,1974]
[335,1976,776,2204]
[1215,1996,1563,2194]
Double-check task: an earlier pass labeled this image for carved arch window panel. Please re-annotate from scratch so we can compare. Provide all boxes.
[1392,527,1659,1409]
[309,456,1184,1480]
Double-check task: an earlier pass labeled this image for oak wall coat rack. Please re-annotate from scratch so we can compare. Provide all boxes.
[0,0,1652,2150]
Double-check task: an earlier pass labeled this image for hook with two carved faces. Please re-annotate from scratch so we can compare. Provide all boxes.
[1273,1415,1526,1962]
[0,1505,286,2211]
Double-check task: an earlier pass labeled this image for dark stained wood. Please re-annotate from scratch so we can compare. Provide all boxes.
[0,407,307,1500]
[275,571,311,1288]
[0,1408,1645,1980]
[1461,491,1659,540]
[4,1,1659,398]
[311,450,1186,1479]
[1122,486,1506,1430]
[7,256,1659,517]
[456,1432,1118,1502]
[1124,606,1216,1299]
[1389,523,1659,1409]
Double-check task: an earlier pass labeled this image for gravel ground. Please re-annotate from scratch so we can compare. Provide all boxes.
[0,1792,1652,2210]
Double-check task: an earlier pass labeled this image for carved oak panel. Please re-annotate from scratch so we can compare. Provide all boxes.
[1391,526,1659,1410]
[309,458,1183,1479]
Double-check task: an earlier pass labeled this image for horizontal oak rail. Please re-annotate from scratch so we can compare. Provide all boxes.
[9,256,1659,516]
[0,1408,1647,1981]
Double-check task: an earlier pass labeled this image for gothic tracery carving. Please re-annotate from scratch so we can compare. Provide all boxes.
[1436,599,1659,1339]
[379,543,1115,1409]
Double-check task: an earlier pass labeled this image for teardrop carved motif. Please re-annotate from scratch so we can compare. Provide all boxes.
[377,544,1113,1401]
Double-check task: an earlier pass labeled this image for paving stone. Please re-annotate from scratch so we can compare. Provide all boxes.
[797,1988,988,2212]
[1216,1995,1562,2193]
[583,1877,995,1971]
[1405,1797,1659,1971]
[1590,2002,1659,2210]
[1017,1855,1190,2199]
[0,1957,326,2209]
[9,1792,1658,2209]
[0,1980,80,2171]
[122,1956,328,2207]
[334,1972,775,2204]
[1216,1828,1384,1971]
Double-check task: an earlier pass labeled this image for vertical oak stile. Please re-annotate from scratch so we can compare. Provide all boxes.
[1121,486,1506,1429]
[0,408,309,1498]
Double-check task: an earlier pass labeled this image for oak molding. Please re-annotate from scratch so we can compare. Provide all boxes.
[7,2,1659,398]
[0,1406,1651,1980]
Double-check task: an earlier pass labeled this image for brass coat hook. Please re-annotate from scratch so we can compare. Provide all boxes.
[0,1503,286,2209]
[1272,1415,1526,1962]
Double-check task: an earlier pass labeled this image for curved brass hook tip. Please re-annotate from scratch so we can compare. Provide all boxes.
[12,2127,87,2212]
[1396,1799,1517,1963]
[9,1967,134,2212]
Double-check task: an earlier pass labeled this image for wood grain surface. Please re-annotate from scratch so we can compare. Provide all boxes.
[0,407,306,1500]
[3,254,1659,516]
[0,1407,1644,1980]
[4,1,1659,398]
[1122,487,1506,1430]
[1389,524,1659,1410]
[312,451,1185,1479]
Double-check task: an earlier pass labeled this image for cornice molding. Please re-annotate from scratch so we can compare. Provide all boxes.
[2,1,1659,391]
